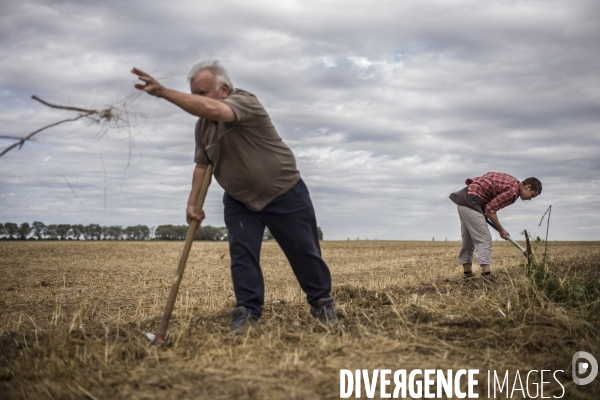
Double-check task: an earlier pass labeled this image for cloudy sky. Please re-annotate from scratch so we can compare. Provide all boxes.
[1,0,599,240]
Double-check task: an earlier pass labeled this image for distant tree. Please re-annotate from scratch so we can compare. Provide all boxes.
[70,224,85,240]
[18,222,32,240]
[83,224,92,240]
[198,225,209,240]
[106,225,123,240]
[123,225,150,240]
[83,224,93,240]
[4,223,18,239]
[317,226,324,241]
[45,224,58,240]
[32,221,46,240]
[156,225,178,240]
[115,225,125,240]
[194,226,205,240]
[195,225,227,241]
[218,227,228,241]
[155,225,168,240]
[137,225,150,240]
[2,222,161,240]
[174,225,187,240]
[84,224,103,240]
[124,225,135,240]
[156,224,227,240]
[56,224,72,240]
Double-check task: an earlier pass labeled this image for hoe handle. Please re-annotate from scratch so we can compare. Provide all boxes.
[486,218,527,256]
[157,164,213,339]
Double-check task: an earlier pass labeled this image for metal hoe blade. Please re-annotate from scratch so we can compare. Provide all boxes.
[145,332,172,347]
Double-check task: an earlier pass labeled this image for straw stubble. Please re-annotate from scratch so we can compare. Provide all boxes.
[0,240,598,399]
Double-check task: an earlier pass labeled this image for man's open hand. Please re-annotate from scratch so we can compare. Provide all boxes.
[132,68,164,97]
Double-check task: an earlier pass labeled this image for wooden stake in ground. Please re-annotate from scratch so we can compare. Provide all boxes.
[486,218,529,259]
[146,164,213,346]
[523,229,534,265]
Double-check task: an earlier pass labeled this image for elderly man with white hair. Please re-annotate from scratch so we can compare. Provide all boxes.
[132,61,337,334]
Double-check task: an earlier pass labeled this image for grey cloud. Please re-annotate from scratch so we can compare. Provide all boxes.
[1,0,599,240]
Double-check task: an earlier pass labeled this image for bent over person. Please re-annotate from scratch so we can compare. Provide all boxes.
[449,172,541,282]
[132,61,337,334]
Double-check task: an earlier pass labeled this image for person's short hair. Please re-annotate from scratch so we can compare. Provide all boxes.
[522,177,542,194]
[188,60,233,90]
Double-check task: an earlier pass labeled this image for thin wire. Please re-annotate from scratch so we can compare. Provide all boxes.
[538,205,552,263]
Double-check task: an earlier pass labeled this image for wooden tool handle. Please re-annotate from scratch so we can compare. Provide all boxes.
[157,164,213,337]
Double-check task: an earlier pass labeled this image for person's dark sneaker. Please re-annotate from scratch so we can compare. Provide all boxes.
[482,273,497,284]
[230,306,259,335]
[310,297,339,325]
[463,271,475,279]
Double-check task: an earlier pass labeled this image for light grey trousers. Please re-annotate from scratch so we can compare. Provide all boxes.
[457,205,492,265]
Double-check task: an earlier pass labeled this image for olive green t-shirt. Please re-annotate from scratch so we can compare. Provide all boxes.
[194,89,301,212]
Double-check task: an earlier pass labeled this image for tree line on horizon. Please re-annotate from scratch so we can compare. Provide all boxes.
[0,222,226,241]
[0,222,323,241]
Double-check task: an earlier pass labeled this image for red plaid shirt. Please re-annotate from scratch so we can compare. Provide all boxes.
[466,172,521,214]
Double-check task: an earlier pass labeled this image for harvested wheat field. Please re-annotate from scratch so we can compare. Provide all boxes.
[1,240,599,399]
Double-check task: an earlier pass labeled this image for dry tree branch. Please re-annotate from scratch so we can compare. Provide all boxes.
[100,153,108,210]
[31,95,98,114]
[62,176,85,206]
[120,185,134,207]
[2,94,144,208]
[0,135,31,140]
[0,113,90,157]
[0,94,143,161]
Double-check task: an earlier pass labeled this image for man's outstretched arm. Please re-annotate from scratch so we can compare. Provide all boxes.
[132,68,235,122]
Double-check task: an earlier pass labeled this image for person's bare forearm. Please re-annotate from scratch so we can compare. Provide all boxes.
[188,164,208,209]
[186,164,210,224]
[486,212,509,238]
[161,88,234,122]
[132,67,234,122]
[485,213,502,230]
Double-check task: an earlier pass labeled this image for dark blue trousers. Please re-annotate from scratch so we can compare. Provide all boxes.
[223,179,332,318]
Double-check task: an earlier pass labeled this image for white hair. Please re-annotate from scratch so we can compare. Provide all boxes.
[187,60,233,90]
